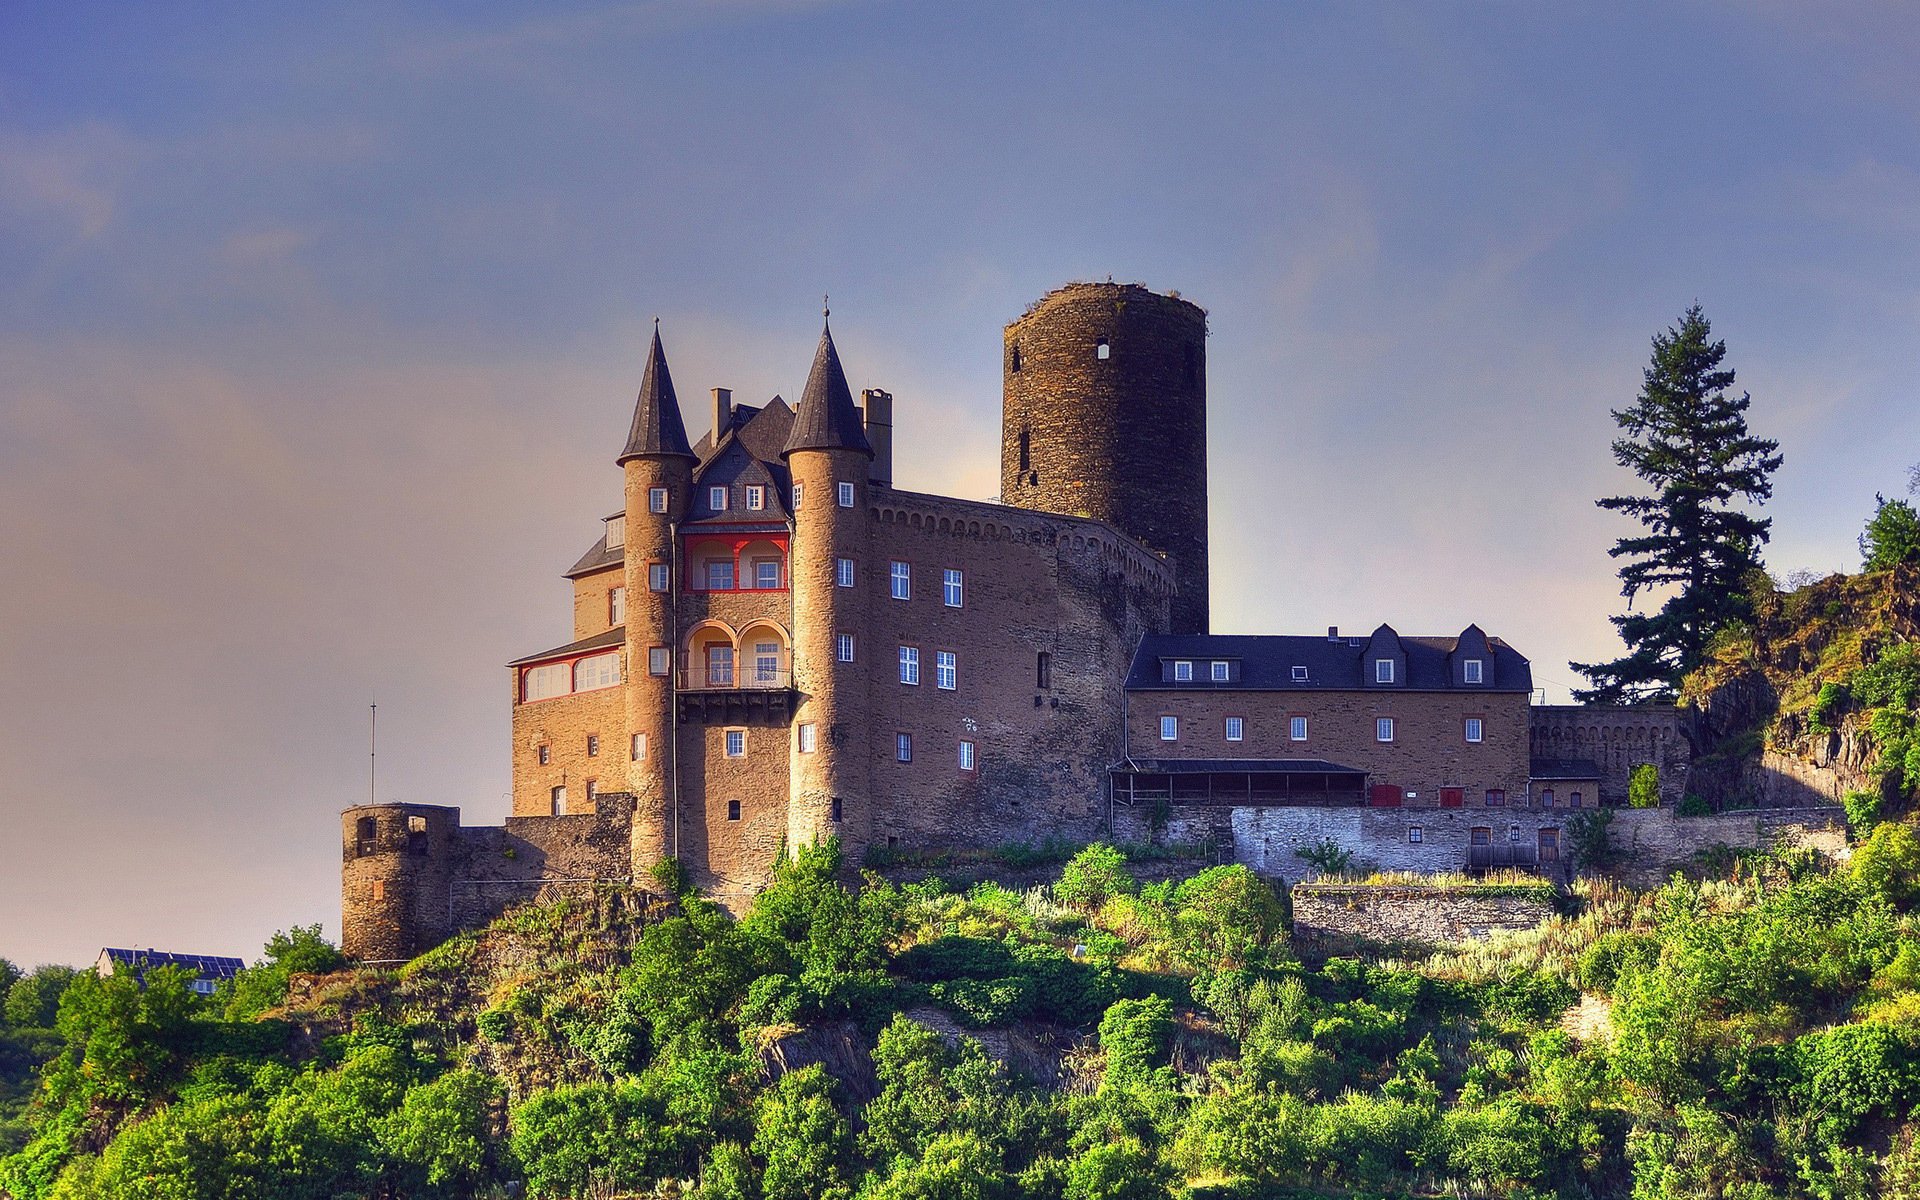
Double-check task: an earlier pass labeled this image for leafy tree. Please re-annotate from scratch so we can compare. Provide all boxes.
[4,967,77,1031]
[1862,487,1920,573]
[1574,304,1782,702]
[751,1065,851,1200]
[1055,844,1135,910]
[225,926,347,1021]
[1629,762,1661,808]
[379,1069,506,1197]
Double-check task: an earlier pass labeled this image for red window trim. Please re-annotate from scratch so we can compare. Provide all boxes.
[518,648,623,704]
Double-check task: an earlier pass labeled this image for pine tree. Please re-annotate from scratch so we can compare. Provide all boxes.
[1573,305,1782,703]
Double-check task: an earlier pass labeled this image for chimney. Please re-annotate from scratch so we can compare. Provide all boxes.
[710,388,732,442]
[863,388,893,488]
[1327,626,1339,642]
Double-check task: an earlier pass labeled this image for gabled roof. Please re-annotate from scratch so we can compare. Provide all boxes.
[617,326,696,464]
[782,322,872,458]
[99,948,245,981]
[508,625,625,667]
[1126,631,1532,692]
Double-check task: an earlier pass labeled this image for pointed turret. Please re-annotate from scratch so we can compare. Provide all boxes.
[618,324,696,465]
[782,319,873,459]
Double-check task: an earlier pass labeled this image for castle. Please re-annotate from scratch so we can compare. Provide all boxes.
[341,282,1691,961]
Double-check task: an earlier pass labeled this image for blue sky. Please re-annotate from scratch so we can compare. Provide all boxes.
[2,2,1916,967]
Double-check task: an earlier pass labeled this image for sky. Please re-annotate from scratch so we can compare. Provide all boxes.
[2,1,1917,969]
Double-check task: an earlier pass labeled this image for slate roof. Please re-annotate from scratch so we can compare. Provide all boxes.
[1126,631,1532,692]
[1529,758,1604,781]
[1120,758,1366,776]
[99,949,245,982]
[617,326,696,464]
[782,322,872,458]
[507,625,625,667]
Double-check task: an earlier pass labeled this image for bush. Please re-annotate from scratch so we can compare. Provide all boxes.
[1811,682,1850,733]
[1678,793,1712,817]
[1629,763,1661,808]
[1861,494,1920,572]
[1295,838,1355,876]
[1844,789,1882,833]
[1567,808,1617,869]
[1851,821,1920,907]
[1055,844,1135,910]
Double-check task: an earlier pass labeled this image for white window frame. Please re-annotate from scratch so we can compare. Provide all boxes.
[1290,715,1308,741]
[754,559,781,590]
[632,732,647,761]
[943,568,963,608]
[899,646,920,685]
[1464,658,1483,684]
[836,557,854,588]
[889,560,911,600]
[896,732,913,762]
[1376,716,1395,743]
[1465,717,1484,744]
[609,586,626,625]
[724,728,746,758]
[1225,716,1244,742]
[709,485,728,511]
[837,481,855,508]
[523,662,570,702]
[648,486,668,514]
[836,633,855,662]
[648,562,669,592]
[1409,826,1423,844]
[605,515,625,549]
[1159,715,1178,741]
[705,559,735,591]
[1210,661,1229,682]
[573,652,619,692]
[935,650,957,691]
[1173,660,1193,682]
[958,740,976,771]
[1291,665,1309,682]
[648,646,670,676]
[746,484,765,510]
[792,482,803,509]
[1376,659,1395,684]
[798,723,817,754]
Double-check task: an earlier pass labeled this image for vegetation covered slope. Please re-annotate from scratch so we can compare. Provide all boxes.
[4,834,1920,1200]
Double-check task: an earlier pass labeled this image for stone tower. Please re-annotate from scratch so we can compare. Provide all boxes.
[782,320,875,861]
[618,325,696,876]
[1001,282,1209,633]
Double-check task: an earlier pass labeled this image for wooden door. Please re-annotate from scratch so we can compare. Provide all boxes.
[1440,787,1464,808]
[1369,784,1403,807]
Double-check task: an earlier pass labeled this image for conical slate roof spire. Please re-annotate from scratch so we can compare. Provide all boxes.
[782,316,873,459]
[617,323,696,464]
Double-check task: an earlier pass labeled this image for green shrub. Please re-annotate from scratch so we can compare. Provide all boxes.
[1844,789,1882,833]
[1851,821,1920,907]
[1811,682,1850,733]
[1294,838,1355,876]
[1629,763,1661,808]
[1790,1021,1920,1142]
[1678,793,1712,817]
[1567,808,1617,868]
[1055,844,1135,910]
[1861,494,1920,572]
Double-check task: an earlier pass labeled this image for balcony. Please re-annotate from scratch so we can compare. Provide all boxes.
[1465,843,1542,872]
[676,666,795,723]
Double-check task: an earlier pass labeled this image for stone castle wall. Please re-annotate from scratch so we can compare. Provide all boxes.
[1529,705,1691,805]
[1290,885,1556,948]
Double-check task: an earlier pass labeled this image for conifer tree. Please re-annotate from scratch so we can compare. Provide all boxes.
[1573,305,1782,703]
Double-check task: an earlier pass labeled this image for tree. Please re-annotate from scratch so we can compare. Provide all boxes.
[1861,493,1920,573]
[1573,305,1782,703]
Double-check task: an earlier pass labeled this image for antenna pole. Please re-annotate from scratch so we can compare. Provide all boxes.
[370,700,378,806]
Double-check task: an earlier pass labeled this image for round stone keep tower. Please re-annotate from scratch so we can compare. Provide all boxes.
[1001,282,1209,633]
[340,803,458,962]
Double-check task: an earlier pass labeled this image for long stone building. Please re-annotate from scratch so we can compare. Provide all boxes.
[340,282,1688,960]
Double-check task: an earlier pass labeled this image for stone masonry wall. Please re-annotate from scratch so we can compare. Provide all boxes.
[1529,705,1691,805]
[511,677,628,818]
[1291,885,1556,948]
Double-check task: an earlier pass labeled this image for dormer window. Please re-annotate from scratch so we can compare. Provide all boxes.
[1210,661,1229,682]
[1173,660,1193,682]
[709,486,728,511]
[1375,659,1395,684]
[1464,659,1483,684]
[746,485,765,510]
[1291,666,1309,682]
[605,515,625,550]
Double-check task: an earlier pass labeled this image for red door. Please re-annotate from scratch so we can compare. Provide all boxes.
[1440,788,1464,808]
[1369,784,1403,807]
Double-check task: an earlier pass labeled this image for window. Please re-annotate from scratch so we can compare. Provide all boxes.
[1095,337,1110,360]
[706,645,733,685]
[1541,788,1555,808]
[648,647,670,676]
[1290,715,1308,741]
[586,734,599,757]
[753,641,780,683]
[1463,658,1483,684]
[1464,717,1484,743]
[1485,788,1506,807]
[899,646,920,685]
[746,485,765,510]
[896,732,913,762]
[1470,826,1491,846]
[792,483,803,509]
[725,729,746,758]
[935,651,957,690]
[537,744,551,765]
[1159,715,1178,741]
[1225,716,1244,742]
[1211,661,1229,682]
[727,800,741,821]
[1408,826,1423,844]
[830,797,843,821]
[609,587,626,625]
[1375,659,1395,684]
[837,633,855,662]
[605,515,624,548]
[550,786,566,816]
[1010,344,1021,372]
[1570,791,1583,808]
[632,732,646,761]
[709,485,728,511]
[1509,825,1523,843]
[649,486,668,513]
[958,740,976,771]
[837,481,855,508]
[1173,660,1193,681]
[585,778,597,800]
[648,562,669,592]
[890,560,911,600]
[1376,716,1395,742]
[836,557,854,587]
[705,560,735,590]
[755,560,781,589]
[798,723,817,753]
[1037,651,1052,689]
[523,662,569,702]
[943,568,963,607]
[1291,665,1309,682]
[575,652,618,691]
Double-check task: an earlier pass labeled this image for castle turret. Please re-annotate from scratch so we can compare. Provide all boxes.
[782,318,874,860]
[619,324,696,876]
[1002,282,1210,633]
[340,804,459,962]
